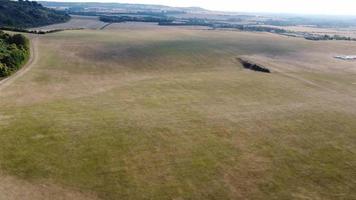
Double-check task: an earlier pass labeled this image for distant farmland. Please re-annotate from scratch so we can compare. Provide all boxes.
[0,23,355,200]
[31,15,108,31]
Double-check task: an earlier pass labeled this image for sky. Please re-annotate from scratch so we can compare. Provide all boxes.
[42,0,356,15]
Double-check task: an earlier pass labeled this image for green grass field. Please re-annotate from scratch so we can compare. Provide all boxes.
[0,25,355,199]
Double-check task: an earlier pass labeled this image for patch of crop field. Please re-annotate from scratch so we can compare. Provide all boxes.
[32,15,108,31]
[0,26,355,200]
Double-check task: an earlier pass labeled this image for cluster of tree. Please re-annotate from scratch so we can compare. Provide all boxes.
[159,18,212,26]
[0,31,29,77]
[68,12,100,17]
[99,15,173,23]
[0,0,70,28]
[304,34,356,41]
[213,24,287,33]
[159,19,287,34]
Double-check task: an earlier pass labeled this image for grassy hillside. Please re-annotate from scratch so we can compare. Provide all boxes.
[0,31,29,77]
[0,25,355,199]
[0,0,70,28]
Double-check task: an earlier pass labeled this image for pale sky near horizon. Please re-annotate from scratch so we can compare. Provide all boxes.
[41,0,356,15]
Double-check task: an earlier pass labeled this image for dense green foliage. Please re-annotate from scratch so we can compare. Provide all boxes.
[0,31,29,77]
[0,0,70,28]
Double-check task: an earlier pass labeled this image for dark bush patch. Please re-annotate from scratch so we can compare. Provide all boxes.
[237,58,271,73]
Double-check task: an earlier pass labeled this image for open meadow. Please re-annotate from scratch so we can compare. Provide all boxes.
[0,23,356,199]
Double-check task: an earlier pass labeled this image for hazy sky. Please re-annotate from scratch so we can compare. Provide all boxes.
[43,0,356,15]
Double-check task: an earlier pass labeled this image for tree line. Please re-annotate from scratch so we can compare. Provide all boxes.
[99,15,173,23]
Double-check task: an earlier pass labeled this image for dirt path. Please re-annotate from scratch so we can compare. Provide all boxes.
[0,36,39,91]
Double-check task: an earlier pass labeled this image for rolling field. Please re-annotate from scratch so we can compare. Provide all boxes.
[0,24,356,199]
